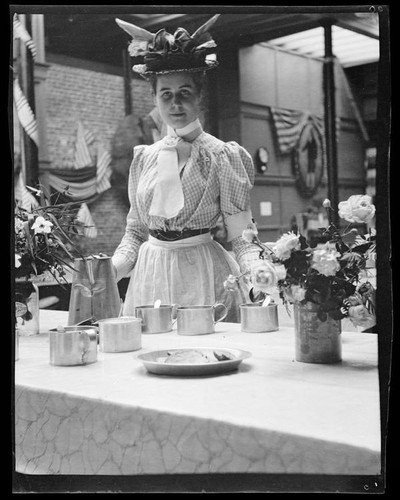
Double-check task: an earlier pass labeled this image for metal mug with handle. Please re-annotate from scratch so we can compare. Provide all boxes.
[135,304,178,334]
[49,326,98,366]
[176,303,228,335]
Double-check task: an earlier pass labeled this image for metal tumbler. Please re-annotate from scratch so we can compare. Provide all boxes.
[240,303,279,332]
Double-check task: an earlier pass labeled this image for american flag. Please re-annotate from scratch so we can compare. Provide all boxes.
[13,78,39,146]
[77,203,98,238]
[270,108,309,154]
[270,107,340,155]
[96,144,112,194]
[74,121,95,169]
[14,172,39,211]
[13,13,37,60]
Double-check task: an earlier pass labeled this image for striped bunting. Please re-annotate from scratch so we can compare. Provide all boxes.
[13,78,39,146]
[270,107,340,155]
[46,173,98,200]
[270,108,309,154]
[74,121,94,169]
[13,14,37,60]
[14,172,39,211]
[77,203,98,238]
[96,144,112,194]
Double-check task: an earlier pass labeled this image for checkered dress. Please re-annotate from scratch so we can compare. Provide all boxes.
[112,131,261,321]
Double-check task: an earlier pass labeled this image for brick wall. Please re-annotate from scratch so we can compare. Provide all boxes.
[45,60,155,168]
[42,59,155,256]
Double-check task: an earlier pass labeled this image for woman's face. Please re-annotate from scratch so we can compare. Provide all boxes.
[154,72,201,129]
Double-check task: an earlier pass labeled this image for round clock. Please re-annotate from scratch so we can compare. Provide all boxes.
[255,146,269,173]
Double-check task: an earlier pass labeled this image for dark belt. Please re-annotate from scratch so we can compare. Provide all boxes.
[149,228,210,241]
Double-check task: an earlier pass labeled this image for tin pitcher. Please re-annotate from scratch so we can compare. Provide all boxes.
[50,326,98,366]
[68,254,121,325]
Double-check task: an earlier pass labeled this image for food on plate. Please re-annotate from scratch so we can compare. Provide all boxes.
[160,349,236,364]
[213,350,234,361]
[164,349,210,364]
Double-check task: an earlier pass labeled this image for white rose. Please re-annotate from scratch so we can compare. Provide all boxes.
[311,243,341,276]
[274,263,287,281]
[250,261,277,293]
[338,195,375,224]
[291,285,306,302]
[348,305,376,329]
[223,274,239,292]
[273,232,301,260]
[242,228,258,243]
[284,284,306,303]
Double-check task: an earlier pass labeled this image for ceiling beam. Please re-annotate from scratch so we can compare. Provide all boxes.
[333,13,379,39]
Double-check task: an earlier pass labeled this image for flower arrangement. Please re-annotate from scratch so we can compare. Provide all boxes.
[224,195,376,329]
[14,186,86,282]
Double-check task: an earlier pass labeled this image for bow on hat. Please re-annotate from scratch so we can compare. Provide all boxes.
[115,14,220,74]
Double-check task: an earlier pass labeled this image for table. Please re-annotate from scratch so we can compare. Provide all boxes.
[14,310,381,478]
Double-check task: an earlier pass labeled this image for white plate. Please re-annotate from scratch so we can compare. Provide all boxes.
[136,347,252,376]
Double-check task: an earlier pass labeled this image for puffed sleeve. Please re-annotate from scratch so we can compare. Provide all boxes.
[112,145,149,281]
[217,142,261,274]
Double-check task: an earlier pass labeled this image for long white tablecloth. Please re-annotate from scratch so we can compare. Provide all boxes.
[14,310,381,476]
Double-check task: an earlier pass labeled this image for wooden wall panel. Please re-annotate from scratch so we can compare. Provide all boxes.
[239,45,277,107]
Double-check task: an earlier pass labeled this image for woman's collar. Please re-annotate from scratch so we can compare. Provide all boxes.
[167,118,203,140]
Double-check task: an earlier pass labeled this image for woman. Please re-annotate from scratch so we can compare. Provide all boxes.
[112,15,260,322]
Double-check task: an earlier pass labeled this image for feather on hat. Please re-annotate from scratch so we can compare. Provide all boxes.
[115,14,220,75]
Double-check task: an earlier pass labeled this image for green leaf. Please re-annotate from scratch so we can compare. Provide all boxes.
[51,233,74,259]
[341,230,358,248]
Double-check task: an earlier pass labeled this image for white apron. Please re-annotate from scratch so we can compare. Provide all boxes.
[122,233,249,323]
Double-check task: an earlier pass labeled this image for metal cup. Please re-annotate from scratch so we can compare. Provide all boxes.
[50,326,98,366]
[135,305,177,334]
[240,303,279,332]
[176,303,228,336]
[98,316,142,353]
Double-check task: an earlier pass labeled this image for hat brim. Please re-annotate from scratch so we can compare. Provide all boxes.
[133,60,219,77]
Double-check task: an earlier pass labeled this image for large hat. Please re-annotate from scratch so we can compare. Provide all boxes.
[115,14,220,76]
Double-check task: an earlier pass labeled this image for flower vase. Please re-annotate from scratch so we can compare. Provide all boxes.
[15,280,40,336]
[293,302,342,364]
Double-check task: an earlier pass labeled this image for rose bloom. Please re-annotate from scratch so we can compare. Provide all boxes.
[345,293,364,307]
[242,224,258,243]
[250,261,277,293]
[348,305,376,329]
[284,284,306,303]
[338,195,376,224]
[31,216,53,234]
[322,198,331,208]
[291,285,306,302]
[311,243,341,276]
[273,232,301,260]
[223,274,239,292]
[274,263,287,281]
